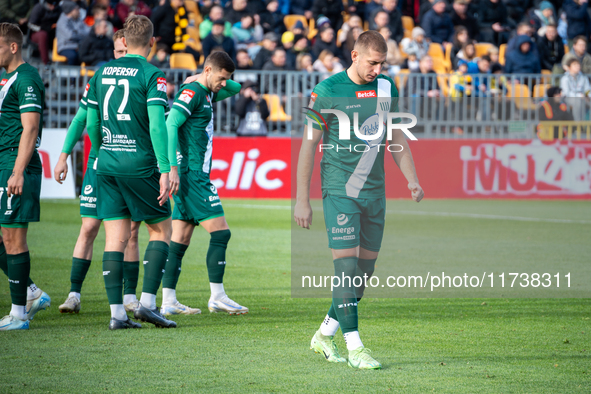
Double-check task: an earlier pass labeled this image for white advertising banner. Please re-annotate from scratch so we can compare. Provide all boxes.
[39,128,75,199]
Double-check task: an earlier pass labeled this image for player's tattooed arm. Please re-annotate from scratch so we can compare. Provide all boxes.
[388,130,424,202]
[8,112,40,196]
[294,126,323,229]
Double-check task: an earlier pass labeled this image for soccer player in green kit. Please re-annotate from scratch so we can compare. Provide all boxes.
[0,23,50,330]
[294,31,424,368]
[86,15,179,330]
[54,29,145,315]
[164,52,248,315]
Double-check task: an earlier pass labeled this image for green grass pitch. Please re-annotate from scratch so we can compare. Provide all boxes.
[0,199,590,393]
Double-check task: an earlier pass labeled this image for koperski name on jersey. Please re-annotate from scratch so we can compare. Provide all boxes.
[101,67,139,77]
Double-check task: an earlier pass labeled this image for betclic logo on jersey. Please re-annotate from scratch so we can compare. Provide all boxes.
[303,94,418,153]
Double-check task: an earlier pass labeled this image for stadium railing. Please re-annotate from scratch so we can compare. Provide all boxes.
[40,66,591,140]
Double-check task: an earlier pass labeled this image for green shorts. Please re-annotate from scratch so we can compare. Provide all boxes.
[172,170,224,225]
[80,162,98,218]
[97,170,171,222]
[0,169,41,225]
[322,193,386,252]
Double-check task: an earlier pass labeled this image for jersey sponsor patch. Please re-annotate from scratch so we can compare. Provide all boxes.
[308,92,317,107]
[83,83,89,98]
[179,89,194,104]
[0,79,7,86]
[157,77,167,92]
[356,90,376,98]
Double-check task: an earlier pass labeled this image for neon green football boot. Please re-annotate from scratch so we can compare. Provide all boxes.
[348,347,382,369]
[310,329,347,363]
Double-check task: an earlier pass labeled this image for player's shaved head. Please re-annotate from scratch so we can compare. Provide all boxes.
[123,15,153,49]
[353,30,388,56]
[204,51,236,74]
[0,22,23,48]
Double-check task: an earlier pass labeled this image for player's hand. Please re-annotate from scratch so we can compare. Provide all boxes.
[7,171,24,197]
[54,154,69,184]
[183,73,201,84]
[169,166,180,196]
[158,173,171,206]
[294,200,313,229]
[408,182,424,202]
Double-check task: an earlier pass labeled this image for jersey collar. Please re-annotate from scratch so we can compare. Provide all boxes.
[124,54,146,60]
[197,81,211,94]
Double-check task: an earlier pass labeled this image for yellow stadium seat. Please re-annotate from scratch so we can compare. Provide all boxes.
[428,43,444,59]
[564,44,569,54]
[474,43,493,58]
[363,20,369,31]
[394,69,410,90]
[499,43,506,66]
[437,74,449,97]
[533,83,551,98]
[52,38,67,63]
[184,0,198,15]
[402,16,414,39]
[506,83,537,110]
[147,41,158,61]
[80,62,95,77]
[187,26,200,42]
[398,42,408,59]
[308,18,317,40]
[284,15,308,30]
[264,94,292,122]
[170,53,198,70]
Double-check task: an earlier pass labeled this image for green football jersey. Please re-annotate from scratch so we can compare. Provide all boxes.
[79,78,97,166]
[305,71,400,199]
[87,54,169,178]
[171,82,216,174]
[0,63,44,173]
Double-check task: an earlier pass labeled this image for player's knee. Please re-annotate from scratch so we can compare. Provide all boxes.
[80,222,100,241]
[210,229,231,247]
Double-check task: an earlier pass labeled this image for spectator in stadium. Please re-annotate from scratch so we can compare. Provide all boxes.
[0,0,36,32]
[296,52,314,72]
[290,0,313,20]
[370,10,390,32]
[28,0,61,65]
[78,19,114,66]
[466,55,491,96]
[564,0,591,44]
[114,0,151,29]
[537,86,574,139]
[337,14,361,48]
[236,80,270,136]
[371,0,403,43]
[152,0,200,61]
[56,1,91,65]
[527,1,556,37]
[341,25,362,66]
[504,0,526,27]
[421,0,455,45]
[231,14,263,48]
[262,48,292,95]
[225,0,250,25]
[562,36,591,74]
[253,32,278,69]
[456,41,477,64]
[487,45,500,66]
[418,0,435,22]
[282,31,296,68]
[507,22,536,53]
[260,0,285,34]
[89,6,114,38]
[450,26,469,67]
[401,27,429,66]
[149,42,171,68]
[234,48,258,83]
[312,0,344,31]
[450,0,478,40]
[557,10,568,44]
[560,58,590,119]
[478,0,510,47]
[313,49,345,74]
[450,59,472,98]
[312,26,339,59]
[537,24,565,73]
[378,25,403,67]
[202,19,236,60]
[405,56,441,97]
[504,35,541,74]
[365,0,383,22]
[199,5,232,39]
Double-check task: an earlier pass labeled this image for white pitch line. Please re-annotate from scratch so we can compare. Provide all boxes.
[224,203,591,224]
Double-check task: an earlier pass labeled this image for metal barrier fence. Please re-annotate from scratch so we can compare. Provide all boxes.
[41,66,590,139]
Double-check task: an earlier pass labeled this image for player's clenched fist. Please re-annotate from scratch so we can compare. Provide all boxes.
[408,182,424,202]
[294,200,313,229]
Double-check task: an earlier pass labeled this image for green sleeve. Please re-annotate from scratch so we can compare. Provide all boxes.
[148,105,170,173]
[62,107,87,155]
[86,107,102,156]
[214,80,241,102]
[165,107,188,168]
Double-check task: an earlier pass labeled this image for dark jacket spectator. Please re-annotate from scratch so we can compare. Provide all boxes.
[504,35,541,74]
[225,0,250,25]
[0,0,37,29]
[369,0,403,43]
[290,0,312,16]
[526,1,556,34]
[151,0,177,50]
[114,0,151,29]
[79,20,114,66]
[478,0,510,46]
[537,87,574,139]
[537,25,565,71]
[564,0,591,40]
[312,0,344,31]
[28,0,61,64]
[260,0,285,34]
[236,81,270,136]
[253,32,279,69]
[312,26,339,59]
[262,48,291,94]
[202,20,236,61]
[419,0,433,22]
[421,0,454,44]
[450,0,478,40]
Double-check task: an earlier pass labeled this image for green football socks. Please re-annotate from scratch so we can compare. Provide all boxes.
[206,230,231,284]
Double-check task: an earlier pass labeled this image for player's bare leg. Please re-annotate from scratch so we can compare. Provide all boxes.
[201,216,248,315]
[122,221,141,311]
[0,234,49,322]
[160,220,201,316]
